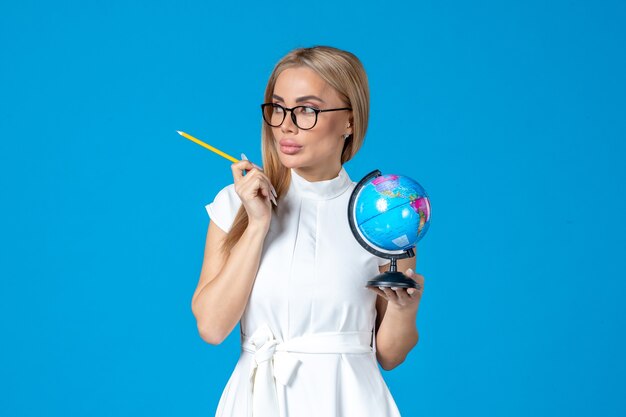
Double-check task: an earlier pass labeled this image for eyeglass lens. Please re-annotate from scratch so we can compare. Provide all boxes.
[263,104,318,130]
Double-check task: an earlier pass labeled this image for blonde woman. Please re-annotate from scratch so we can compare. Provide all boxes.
[192,46,425,417]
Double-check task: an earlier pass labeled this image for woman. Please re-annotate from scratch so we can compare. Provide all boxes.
[191,46,425,417]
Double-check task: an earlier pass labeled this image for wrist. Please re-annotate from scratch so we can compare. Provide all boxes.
[385,301,419,318]
[246,220,270,236]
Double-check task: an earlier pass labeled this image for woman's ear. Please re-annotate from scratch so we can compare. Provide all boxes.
[346,119,353,136]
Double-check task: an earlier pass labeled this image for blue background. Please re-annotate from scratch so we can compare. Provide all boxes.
[1,0,625,416]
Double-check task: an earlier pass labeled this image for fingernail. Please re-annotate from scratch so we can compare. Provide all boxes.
[378,286,385,291]
[241,153,263,170]
[407,289,416,295]
[391,287,399,291]
[241,153,263,171]
[406,268,414,276]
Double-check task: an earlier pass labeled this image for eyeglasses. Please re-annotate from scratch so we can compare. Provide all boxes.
[260,103,352,130]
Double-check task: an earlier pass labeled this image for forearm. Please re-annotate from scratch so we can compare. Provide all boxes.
[192,224,267,344]
[375,306,419,370]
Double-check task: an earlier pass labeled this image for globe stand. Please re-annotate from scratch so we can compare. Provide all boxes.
[366,249,417,289]
[347,169,420,289]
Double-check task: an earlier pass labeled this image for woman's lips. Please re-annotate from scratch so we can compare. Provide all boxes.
[279,140,302,155]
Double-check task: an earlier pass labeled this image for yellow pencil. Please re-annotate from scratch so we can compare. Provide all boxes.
[177,130,239,163]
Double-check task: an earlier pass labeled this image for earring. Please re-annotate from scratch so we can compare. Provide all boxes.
[343,134,350,140]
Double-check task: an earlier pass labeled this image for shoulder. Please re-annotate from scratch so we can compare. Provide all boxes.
[205,183,242,233]
[215,183,240,204]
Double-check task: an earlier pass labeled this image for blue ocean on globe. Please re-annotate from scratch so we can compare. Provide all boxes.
[354,174,431,252]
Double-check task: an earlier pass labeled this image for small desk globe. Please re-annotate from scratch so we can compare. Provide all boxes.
[348,170,431,288]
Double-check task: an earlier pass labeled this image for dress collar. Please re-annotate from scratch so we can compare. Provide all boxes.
[289,166,353,201]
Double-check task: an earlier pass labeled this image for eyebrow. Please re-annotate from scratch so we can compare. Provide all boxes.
[272,94,326,104]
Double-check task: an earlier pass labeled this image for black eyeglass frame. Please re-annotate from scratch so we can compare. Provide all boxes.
[260,103,352,130]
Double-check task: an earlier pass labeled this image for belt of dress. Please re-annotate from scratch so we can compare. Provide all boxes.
[241,324,373,417]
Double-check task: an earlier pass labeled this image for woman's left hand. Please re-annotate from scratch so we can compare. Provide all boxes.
[369,268,424,312]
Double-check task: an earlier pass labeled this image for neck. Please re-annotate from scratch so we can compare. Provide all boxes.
[293,164,342,182]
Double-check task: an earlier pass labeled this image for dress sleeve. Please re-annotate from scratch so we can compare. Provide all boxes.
[205,184,242,233]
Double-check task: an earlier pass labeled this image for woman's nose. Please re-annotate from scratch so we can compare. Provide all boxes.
[280,110,299,133]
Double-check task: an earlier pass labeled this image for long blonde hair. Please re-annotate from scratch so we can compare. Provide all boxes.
[222,46,370,253]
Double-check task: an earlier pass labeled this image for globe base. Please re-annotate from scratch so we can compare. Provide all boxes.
[366,271,417,289]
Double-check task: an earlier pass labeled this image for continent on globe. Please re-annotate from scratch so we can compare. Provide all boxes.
[410,197,431,235]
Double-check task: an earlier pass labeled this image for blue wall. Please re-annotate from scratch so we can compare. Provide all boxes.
[1,0,625,415]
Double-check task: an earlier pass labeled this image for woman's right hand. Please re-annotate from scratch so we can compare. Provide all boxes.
[231,160,277,231]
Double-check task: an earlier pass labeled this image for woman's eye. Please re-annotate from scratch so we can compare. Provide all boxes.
[273,105,285,114]
[299,106,317,115]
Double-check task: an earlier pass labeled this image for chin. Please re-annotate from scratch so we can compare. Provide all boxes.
[277,154,304,169]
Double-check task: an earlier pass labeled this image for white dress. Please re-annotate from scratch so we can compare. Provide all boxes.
[205,166,401,417]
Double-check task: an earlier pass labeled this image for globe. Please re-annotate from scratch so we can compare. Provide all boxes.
[348,170,431,288]
[352,172,430,253]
